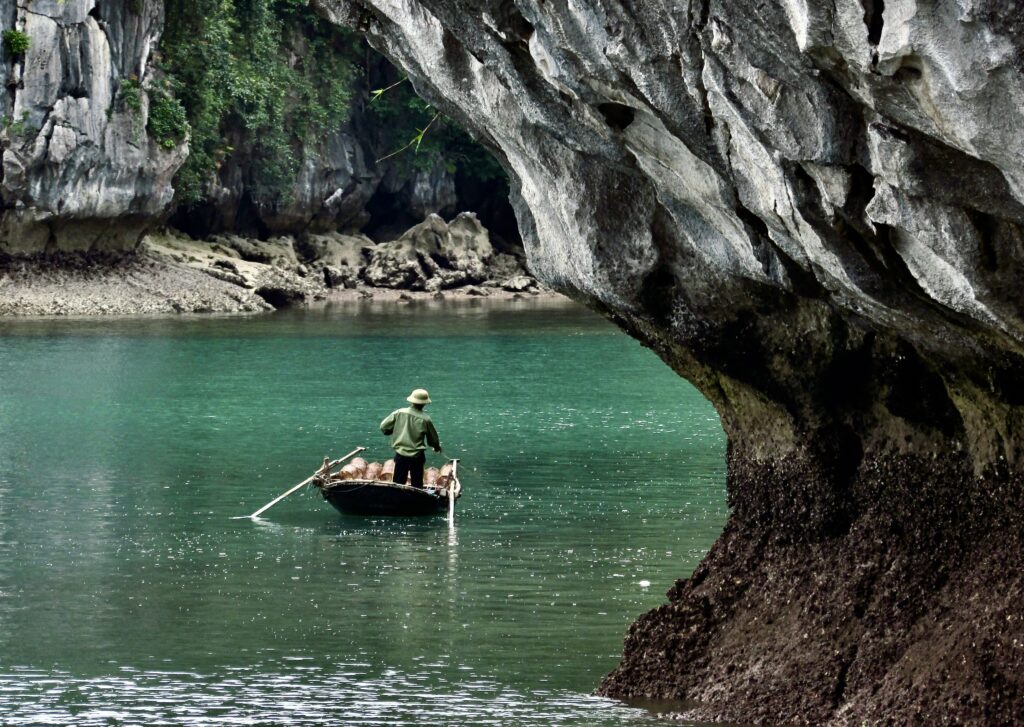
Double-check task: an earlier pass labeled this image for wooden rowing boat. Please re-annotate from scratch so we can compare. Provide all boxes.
[313,458,462,517]
[318,479,458,515]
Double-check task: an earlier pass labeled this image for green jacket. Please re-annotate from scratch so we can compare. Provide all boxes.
[380,406,440,457]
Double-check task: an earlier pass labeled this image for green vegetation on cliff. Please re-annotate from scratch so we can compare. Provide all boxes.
[368,80,505,183]
[2,29,30,57]
[160,0,357,202]
[148,88,191,150]
[158,0,504,206]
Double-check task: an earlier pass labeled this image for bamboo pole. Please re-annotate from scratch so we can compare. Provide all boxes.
[236,446,366,519]
[447,459,460,525]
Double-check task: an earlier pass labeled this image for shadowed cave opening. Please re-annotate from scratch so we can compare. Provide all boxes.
[597,102,636,132]
[861,0,885,46]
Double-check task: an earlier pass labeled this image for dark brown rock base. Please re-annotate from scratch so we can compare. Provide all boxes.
[598,453,1024,726]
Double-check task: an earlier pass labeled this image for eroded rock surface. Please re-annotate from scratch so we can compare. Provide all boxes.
[364,212,497,289]
[0,219,539,316]
[143,232,325,309]
[329,0,1024,723]
[0,0,185,255]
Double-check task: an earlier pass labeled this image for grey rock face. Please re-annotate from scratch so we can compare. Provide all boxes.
[364,211,496,289]
[299,231,376,288]
[0,2,388,248]
[334,0,1024,326]
[170,31,467,239]
[330,0,1024,723]
[191,112,381,237]
[376,158,458,221]
[0,0,185,255]
[0,4,481,256]
[191,119,463,238]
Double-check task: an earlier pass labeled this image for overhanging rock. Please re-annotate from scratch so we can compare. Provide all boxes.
[322,1,1024,723]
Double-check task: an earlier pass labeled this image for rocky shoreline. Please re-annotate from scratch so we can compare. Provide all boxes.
[0,212,558,317]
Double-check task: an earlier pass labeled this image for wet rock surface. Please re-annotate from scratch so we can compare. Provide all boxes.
[330,0,1024,722]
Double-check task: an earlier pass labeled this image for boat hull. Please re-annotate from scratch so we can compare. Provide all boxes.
[320,480,454,516]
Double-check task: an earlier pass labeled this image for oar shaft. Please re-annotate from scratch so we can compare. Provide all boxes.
[248,476,316,519]
[247,446,365,519]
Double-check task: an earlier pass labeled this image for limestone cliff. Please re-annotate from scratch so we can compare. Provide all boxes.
[167,42,465,240]
[328,0,1024,723]
[0,0,185,254]
[0,2,515,258]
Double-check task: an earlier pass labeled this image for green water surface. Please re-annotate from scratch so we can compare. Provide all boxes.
[0,300,727,725]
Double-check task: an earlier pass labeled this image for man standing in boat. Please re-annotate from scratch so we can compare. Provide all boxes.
[380,388,442,489]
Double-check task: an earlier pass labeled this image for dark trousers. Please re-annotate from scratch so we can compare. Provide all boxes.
[393,451,425,488]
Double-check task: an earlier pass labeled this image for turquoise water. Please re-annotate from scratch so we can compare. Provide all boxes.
[0,300,727,725]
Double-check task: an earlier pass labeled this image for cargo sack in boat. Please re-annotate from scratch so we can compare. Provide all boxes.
[349,457,368,479]
[338,463,361,480]
[365,462,382,481]
[380,460,396,482]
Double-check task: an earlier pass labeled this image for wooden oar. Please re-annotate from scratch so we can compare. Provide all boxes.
[447,459,460,525]
[236,446,366,520]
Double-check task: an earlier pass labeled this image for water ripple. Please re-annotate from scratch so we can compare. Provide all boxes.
[0,665,651,726]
